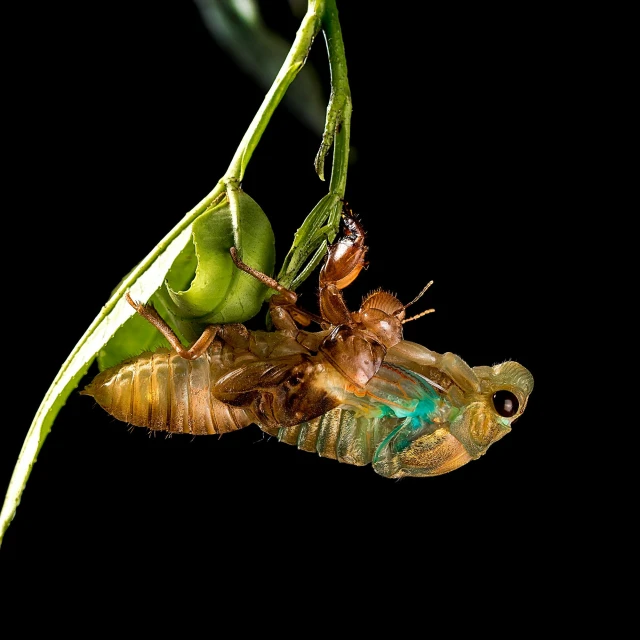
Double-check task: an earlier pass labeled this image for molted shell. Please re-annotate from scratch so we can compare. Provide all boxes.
[82,349,253,435]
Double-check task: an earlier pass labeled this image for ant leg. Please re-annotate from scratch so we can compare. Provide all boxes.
[125,293,219,360]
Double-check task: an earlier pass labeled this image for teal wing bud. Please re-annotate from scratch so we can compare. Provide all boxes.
[372,360,534,478]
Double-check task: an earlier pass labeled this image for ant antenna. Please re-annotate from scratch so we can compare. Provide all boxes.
[402,281,435,324]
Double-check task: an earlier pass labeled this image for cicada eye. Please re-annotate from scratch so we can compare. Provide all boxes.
[492,390,519,418]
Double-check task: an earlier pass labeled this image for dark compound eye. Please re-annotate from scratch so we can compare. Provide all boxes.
[493,390,519,418]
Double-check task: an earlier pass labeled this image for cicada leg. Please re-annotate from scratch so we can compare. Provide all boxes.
[125,293,220,360]
[229,247,324,334]
[438,352,481,394]
[385,341,481,394]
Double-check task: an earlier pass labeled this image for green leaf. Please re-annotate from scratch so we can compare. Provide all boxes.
[96,309,171,371]
[168,189,275,323]
[96,190,276,372]
[0,226,194,543]
[97,242,199,371]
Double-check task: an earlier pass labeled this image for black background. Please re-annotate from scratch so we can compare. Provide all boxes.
[3,2,560,584]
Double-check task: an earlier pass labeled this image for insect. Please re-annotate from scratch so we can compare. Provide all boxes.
[82,209,533,478]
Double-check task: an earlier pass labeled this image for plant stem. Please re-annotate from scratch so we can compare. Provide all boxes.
[316,0,352,193]
[274,0,352,292]
[225,0,324,181]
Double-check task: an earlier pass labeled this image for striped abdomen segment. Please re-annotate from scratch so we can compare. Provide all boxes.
[82,349,253,435]
[259,362,444,467]
[261,409,403,467]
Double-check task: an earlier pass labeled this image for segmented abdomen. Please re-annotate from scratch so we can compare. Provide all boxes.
[260,361,445,467]
[262,409,403,466]
[83,349,253,435]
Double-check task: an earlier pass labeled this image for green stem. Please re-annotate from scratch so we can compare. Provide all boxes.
[225,0,324,181]
[315,0,352,190]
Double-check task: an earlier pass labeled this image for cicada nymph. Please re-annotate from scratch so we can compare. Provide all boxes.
[82,211,533,478]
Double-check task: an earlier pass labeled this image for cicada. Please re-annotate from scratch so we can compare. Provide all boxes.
[82,212,533,478]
